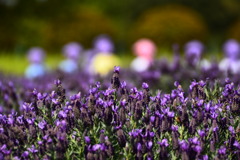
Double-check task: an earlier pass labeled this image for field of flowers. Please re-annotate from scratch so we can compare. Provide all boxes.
[0,59,240,160]
[1,0,240,159]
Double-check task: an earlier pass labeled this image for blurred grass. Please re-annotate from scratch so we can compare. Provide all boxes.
[0,52,134,75]
[0,50,222,75]
[0,53,64,75]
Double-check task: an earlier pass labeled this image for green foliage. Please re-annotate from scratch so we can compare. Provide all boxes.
[0,5,18,50]
[0,53,64,75]
[44,6,117,50]
[16,18,50,50]
[1,0,240,52]
[129,5,208,47]
[228,20,240,40]
[0,52,134,75]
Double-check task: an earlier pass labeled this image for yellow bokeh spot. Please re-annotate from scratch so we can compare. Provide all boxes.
[92,53,120,76]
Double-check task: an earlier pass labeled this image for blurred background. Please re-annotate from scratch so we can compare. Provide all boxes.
[1,0,240,74]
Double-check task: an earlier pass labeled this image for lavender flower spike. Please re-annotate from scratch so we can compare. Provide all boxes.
[114,66,120,73]
[142,82,149,89]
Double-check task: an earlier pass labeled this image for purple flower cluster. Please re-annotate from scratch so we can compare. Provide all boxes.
[0,67,239,159]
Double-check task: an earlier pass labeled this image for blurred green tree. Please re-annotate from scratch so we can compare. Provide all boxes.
[44,6,117,50]
[1,0,240,51]
[228,20,240,41]
[129,5,208,47]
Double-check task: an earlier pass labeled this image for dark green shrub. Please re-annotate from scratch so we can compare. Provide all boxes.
[45,6,117,50]
[228,20,240,40]
[129,5,208,47]
[16,18,50,50]
[0,12,18,51]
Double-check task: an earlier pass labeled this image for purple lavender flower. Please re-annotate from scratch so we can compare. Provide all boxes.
[197,99,204,107]
[193,145,202,153]
[190,137,200,145]
[22,151,29,158]
[185,40,204,66]
[171,90,178,99]
[89,88,97,94]
[179,140,189,151]
[171,125,178,132]
[204,102,211,112]
[22,102,34,112]
[100,144,106,151]
[150,116,155,123]
[2,65,240,159]
[93,34,114,53]
[130,87,138,94]
[0,128,4,133]
[27,47,45,64]
[47,138,52,143]
[228,126,235,134]
[198,130,206,138]
[38,120,47,130]
[223,39,240,60]
[189,81,198,91]
[26,118,35,125]
[146,141,153,150]
[199,80,206,87]
[0,144,11,155]
[202,155,208,160]
[120,81,126,88]
[7,117,14,125]
[13,156,20,160]
[62,42,82,60]
[114,66,120,73]
[146,156,153,160]
[167,111,175,118]
[27,145,38,153]
[129,129,142,137]
[54,79,61,85]
[149,131,155,138]
[92,144,102,151]
[37,93,44,100]
[58,120,67,131]
[38,141,43,145]
[211,112,218,119]
[158,139,169,147]
[213,126,219,132]
[174,81,180,87]
[137,143,142,151]
[58,110,67,118]
[142,82,149,89]
[120,100,126,106]
[233,141,240,149]
[52,99,60,105]
[218,146,227,155]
